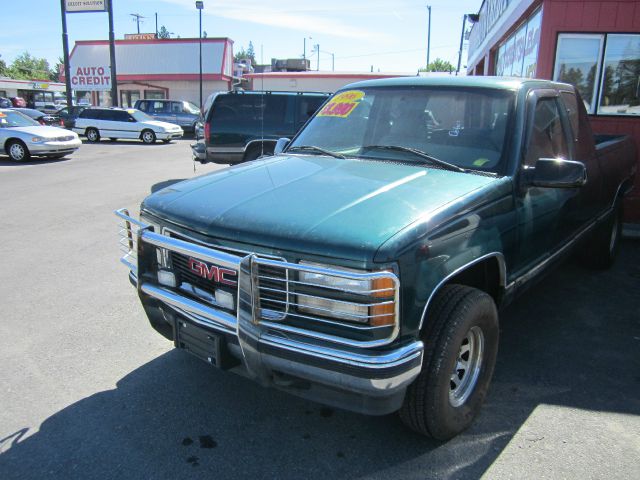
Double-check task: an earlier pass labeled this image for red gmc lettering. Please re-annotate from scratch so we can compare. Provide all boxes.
[187,258,237,286]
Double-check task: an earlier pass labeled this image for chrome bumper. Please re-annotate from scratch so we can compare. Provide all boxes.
[116,209,423,410]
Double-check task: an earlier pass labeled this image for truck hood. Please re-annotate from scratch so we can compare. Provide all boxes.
[142,155,498,262]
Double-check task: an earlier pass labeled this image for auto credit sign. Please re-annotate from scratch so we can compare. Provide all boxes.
[70,66,111,91]
[65,0,108,13]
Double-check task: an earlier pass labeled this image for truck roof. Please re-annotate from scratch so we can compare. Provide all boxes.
[342,75,573,92]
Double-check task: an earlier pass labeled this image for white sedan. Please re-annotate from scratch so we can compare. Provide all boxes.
[0,109,81,161]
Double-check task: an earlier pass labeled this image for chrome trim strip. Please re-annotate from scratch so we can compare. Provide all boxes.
[260,286,394,310]
[261,308,393,331]
[260,333,424,368]
[260,320,394,349]
[141,230,242,271]
[418,252,506,330]
[141,283,237,331]
[257,275,395,295]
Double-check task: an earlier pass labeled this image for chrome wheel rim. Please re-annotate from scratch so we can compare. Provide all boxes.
[143,132,154,143]
[449,326,484,407]
[87,130,98,141]
[9,143,25,161]
[609,214,619,254]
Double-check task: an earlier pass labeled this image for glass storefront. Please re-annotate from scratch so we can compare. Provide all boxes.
[495,8,542,78]
[554,33,640,116]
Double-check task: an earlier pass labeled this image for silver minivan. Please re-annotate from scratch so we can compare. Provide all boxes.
[134,99,201,133]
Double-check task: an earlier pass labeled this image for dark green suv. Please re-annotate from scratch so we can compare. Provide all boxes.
[198,90,329,164]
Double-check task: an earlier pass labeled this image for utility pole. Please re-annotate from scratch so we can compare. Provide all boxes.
[426,5,432,69]
[155,13,158,37]
[315,44,320,71]
[109,1,118,106]
[130,13,145,34]
[457,14,467,75]
[196,1,204,110]
[59,0,73,107]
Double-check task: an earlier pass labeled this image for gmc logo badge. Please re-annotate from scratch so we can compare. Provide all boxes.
[188,258,238,286]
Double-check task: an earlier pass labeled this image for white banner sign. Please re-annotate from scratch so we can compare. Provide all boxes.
[65,0,108,13]
[70,66,111,91]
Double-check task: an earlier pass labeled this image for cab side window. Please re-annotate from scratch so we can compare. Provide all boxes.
[524,98,569,167]
[560,92,579,141]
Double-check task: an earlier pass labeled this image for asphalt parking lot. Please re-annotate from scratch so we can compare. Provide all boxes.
[0,139,638,480]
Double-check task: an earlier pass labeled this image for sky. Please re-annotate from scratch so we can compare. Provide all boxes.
[1,0,482,74]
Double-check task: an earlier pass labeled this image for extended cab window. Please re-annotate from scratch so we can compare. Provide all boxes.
[524,98,569,167]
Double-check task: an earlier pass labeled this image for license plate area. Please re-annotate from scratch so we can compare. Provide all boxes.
[175,319,237,369]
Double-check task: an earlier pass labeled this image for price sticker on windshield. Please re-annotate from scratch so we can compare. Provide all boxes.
[317,90,365,118]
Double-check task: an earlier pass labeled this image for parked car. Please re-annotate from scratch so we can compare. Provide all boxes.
[115,77,637,439]
[10,97,26,108]
[194,90,329,164]
[0,97,12,108]
[56,105,88,129]
[134,99,201,133]
[73,107,183,144]
[11,108,64,127]
[40,104,63,115]
[0,108,81,161]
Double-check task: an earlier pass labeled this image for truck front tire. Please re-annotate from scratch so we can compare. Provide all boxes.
[400,284,499,440]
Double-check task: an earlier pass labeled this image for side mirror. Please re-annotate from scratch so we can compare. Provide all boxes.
[274,137,290,155]
[527,158,587,188]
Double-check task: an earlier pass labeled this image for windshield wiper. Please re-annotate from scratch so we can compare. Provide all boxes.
[361,145,466,173]
[287,145,345,159]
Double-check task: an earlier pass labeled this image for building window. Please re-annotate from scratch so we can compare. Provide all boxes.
[495,8,542,78]
[599,34,640,116]
[554,34,604,114]
[120,90,141,108]
[144,90,166,100]
[554,33,640,116]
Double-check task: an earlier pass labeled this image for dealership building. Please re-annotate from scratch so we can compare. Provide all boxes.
[466,0,640,221]
[66,37,234,107]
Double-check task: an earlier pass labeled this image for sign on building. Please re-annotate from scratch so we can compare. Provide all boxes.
[70,66,111,90]
[65,0,108,13]
[124,33,157,40]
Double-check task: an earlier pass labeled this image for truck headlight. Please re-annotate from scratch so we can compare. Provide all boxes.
[297,261,396,326]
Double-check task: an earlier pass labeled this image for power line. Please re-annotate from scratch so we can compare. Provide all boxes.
[130,13,146,34]
[336,44,456,60]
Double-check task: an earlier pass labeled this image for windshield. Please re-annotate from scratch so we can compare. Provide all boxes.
[129,110,153,122]
[288,86,514,173]
[0,110,40,127]
[184,101,201,115]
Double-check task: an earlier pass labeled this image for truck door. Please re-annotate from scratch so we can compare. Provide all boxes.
[514,89,583,274]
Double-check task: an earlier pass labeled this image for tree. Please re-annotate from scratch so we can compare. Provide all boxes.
[157,26,171,39]
[234,42,256,64]
[6,52,54,80]
[203,30,208,38]
[419,58,455,73]
[51,56,64,82]
[0,58,6,77]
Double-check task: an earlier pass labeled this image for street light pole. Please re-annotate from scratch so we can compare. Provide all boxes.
[59,0,73,107]
[108,0,118,106]
[426,5,431,69]
[196,1,203,110]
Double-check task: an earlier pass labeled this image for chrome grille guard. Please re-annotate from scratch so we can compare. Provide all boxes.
[115,208,401,349]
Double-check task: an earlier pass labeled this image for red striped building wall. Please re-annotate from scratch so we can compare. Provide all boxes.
[468,0,640,221]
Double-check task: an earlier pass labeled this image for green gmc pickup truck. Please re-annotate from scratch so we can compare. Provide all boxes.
[117,77,636,440]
